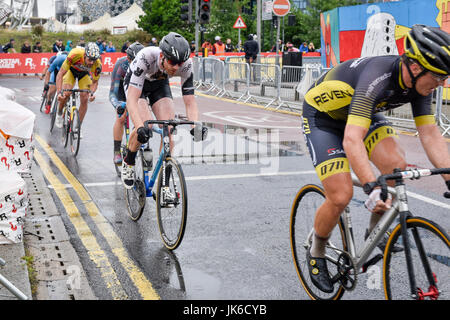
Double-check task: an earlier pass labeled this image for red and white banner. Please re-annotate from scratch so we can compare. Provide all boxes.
[0,52,126,74]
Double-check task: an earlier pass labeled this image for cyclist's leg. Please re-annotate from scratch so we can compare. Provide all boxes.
[78,74,92,123]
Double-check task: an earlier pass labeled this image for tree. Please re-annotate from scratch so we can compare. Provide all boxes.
[137,0,194,41]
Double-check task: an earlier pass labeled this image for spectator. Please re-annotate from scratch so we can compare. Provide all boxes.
[52,39,64,53]
[225,38,234,52]
[21,40,31,53]
[201,39,213,56]
[271,39,283,53]
[212,36,225,55]
[2,39,16,53]
[105,41,116,52]
[96,37,104,53]
[190,40,196,54]
[77,36,86,48]
[286,42,300,52]
[65,40,73,52]
[121,41,130,53]
[308,42,316,52]
[243,33,258,64]
[32,41,42,53]
[149,37,158,46]
[299,41,308,53]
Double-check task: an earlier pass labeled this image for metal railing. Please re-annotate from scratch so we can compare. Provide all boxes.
[193,56,450,136]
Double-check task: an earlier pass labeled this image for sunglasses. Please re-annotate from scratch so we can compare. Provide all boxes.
[428,70,448,82]
[166,59,183,67]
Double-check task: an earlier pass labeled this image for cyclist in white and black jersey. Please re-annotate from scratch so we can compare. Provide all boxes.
[121,32,207,189]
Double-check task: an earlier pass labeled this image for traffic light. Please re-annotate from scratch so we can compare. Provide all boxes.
[181,0,193,24]
[199,0,211,24]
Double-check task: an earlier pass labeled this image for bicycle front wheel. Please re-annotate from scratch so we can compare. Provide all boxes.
[383,217,450,300]
[49,98,58,133]
[155,157,187,251]
[70,109,81,156]
[290,184,347,300]
[61,107,69,147]
[125,149,146,221]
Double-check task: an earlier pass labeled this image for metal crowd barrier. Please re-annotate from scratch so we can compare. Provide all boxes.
[193,55,450,136]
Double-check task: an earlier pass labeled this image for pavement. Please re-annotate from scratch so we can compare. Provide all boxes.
[0,162,95,300]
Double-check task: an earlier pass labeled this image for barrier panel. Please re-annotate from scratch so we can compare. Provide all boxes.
[0,52,126,74]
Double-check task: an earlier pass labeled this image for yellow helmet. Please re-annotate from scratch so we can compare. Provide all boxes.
[404,24,450,75]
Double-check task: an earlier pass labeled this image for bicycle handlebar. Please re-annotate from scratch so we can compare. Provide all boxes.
[143,119,201,128]
[61,89,91,93]
[375,168,450,201]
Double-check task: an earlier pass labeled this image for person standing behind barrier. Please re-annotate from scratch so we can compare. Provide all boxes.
[77,36,86,48]
[244,34,258,64]
[308,42,315,52]
[299,41,308,53]
[201,39,213,56]
[33,41,42,53]
[225,38,234,52]
[212,36,225,55]
[21,40,31,53]
[2,39,16,53]
[105,41,116,52]
[65,40,73,53]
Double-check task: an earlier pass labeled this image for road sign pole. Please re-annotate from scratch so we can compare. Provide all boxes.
[195,0,199,56]
[238,29,241,52]
[276,16,280,66]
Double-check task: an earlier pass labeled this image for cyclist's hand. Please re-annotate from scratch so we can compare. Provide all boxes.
[57,91,64,102]
[364,188,392,214]
[190,126,208,141]
[137,126,152,144]
[89,93,95,102]
[117,102,126,116]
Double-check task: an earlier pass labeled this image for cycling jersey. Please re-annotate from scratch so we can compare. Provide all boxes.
[109,56,128,109]
[61,47,102,81]
[304,55,434,128]
[124,46,195,98]
[302,55,434,181]
[48,54,67,83]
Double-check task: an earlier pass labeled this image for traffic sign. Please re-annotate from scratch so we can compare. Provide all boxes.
[272,0,290,17]
[233,15,247,29]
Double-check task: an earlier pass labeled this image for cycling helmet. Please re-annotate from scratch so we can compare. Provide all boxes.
[404,24,450,75]
[85,42,100,60]
[126,42,145,61]
[159,32,190,64]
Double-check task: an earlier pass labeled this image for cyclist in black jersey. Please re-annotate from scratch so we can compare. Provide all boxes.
[301,25,450,293]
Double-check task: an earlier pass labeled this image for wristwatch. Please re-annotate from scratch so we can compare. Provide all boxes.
[363,181,378,195]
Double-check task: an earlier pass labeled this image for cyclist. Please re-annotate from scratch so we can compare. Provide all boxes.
[301,25,450,293]
[42,51,68,114]
[121,32,207,189]
[109,41,148,167]
[55,42,102,130]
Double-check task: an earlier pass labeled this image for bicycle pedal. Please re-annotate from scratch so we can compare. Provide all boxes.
[361,254,383,273]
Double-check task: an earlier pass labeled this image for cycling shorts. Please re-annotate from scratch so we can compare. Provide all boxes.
[63,67,92,90]
[139,78,173,107]
[302,102,398,181]
[49,69,59,84]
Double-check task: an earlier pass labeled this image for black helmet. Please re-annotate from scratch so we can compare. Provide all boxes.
[404,24,450,75]
[159,32,190,64]
[126,41,145,61]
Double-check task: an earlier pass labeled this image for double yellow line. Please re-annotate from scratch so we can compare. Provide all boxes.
[34,135,160,300]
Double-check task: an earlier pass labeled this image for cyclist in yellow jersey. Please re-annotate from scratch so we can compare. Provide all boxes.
[55,42,102,129]
[301,25,450,293]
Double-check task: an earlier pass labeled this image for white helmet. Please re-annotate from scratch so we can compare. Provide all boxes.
[215,36,220,41]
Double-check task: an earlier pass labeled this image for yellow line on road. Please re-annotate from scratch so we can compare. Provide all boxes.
[34,149,128,300]
[35,135,160,300]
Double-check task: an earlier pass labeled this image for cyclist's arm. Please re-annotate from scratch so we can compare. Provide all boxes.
[127,85,144,129]
[90,79,99,95]
[43,69,51,85]
[109,61,126,109]
[181,72,198,122]
[417,123,450,182]
[55,67,67,95]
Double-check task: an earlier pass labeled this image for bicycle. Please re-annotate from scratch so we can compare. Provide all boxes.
[0,256,28,300]
[48,93,59,133]
[290,167,450,300]
[59,89,90,157]
[39,85,49,113]
[124,119,199,251]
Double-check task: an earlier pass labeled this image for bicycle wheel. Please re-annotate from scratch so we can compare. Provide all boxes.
[70,109,81,156]
[39,91,47,113]
[155,157,187,251]
[125,149,146,221]
[115,126,129,178]
[61,107,70,147]
[383,217,450,300]
[290,184,347,300]
[49,98,58,133]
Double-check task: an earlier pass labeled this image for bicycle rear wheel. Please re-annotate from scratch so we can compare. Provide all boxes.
[125,149,146,221]
[70,109,81,156]
[155,157,187,251]
[383,217,450,300]
[290,184,347,300]
[49,98,58,133]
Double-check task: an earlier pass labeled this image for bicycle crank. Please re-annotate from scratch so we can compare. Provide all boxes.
[336,252,357,291]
